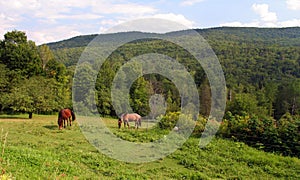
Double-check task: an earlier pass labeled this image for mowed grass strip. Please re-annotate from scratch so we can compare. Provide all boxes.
[0,114,299,179]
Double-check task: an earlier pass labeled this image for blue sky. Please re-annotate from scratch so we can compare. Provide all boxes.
[0,0,299,44]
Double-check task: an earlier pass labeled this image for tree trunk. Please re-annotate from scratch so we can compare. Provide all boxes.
[29,112,33,119]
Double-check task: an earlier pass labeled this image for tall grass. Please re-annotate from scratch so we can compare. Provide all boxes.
[1,128,8,157]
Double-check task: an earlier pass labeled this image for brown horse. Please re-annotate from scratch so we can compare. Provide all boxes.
[119,113,142,129]
[58,108,76,130]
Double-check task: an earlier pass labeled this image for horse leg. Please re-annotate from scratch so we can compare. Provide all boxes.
[63,119,66,128]
[125,120,129,128]
[69,117,72,126]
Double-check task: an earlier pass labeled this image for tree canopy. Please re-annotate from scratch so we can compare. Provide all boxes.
[0,30,71,118]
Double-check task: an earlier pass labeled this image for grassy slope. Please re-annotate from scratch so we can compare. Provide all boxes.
[0,115,299,179]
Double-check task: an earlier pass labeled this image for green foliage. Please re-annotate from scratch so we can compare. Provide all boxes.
[0,31,71,116]
[0,30,42,78]
[38,44,55,70]
[192,116,207,136]
[227,93,259,116]
[275,80,300,119]
[73,62,98,115]
[277,113,300,156]
[0,64,10,111]
[130,77,151,116]
[220,112,300,157]
[199,78,211,116]
[157,111,180,130]
[7,77,61,117]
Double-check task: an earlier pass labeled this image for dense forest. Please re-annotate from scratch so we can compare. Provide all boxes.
[0,27,299,156]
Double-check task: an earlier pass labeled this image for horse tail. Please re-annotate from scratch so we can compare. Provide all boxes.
[71,110,76,121]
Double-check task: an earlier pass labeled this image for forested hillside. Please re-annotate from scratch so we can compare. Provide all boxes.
[47,27,300,118]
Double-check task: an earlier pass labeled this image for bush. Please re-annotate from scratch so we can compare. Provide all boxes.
[157,112,180,130]
[276,113,300,156]
[219,112,300,157]
[192,116,207,137]
[157,112,196,136]
[158,112,221,138]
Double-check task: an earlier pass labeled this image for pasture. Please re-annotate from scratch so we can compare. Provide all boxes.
[0,114,299,179]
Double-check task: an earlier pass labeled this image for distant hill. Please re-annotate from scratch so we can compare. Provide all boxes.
[46,27,300,49]
[46,31,163,50]
[198,27,300,46]
[46,34,98,50]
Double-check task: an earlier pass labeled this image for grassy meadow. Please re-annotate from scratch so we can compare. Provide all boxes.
[0,114,299,179]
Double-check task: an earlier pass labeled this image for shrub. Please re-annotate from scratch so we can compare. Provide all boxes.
[157,112,180,130]
[276,113,300,156]
[219,112,300,157]
[157,112,196,136]
[192,116,207,137]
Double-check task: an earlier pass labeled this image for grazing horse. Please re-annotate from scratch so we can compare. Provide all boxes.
[58,108,76,130]
[119,113,142,129]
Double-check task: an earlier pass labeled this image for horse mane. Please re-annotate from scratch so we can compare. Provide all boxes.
[58,109,63,118]
[120,113,127,119]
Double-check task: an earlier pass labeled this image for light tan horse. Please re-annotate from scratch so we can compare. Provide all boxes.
[119,113,142,129]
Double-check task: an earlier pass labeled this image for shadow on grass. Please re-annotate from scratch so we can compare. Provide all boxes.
[43,125,58,130]
[0,116,29,120]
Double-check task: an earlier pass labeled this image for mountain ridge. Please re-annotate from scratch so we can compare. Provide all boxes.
[46,27,300,49]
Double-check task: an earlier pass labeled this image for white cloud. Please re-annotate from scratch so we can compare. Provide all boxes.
[0,0,158,44]
[27,25,83,45]
[278,19,300,27]
[92,2,157,15]
[252,3,277,23]
[151,13,195,28]
[220,21,259,27]
[180,0,205,6]
[0,14,17,40]
[221,3,300,28]
[104,13,195,34]
[221,19,300,28]
[0,0,41,12]
[47,14,103,21]
[99,11,196,34]
[286,0,300,10]
[0,0,156,21]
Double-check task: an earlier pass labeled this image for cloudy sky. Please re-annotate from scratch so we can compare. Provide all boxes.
[0,0,299,44]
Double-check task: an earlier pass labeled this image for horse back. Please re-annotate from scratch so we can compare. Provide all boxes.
[59,109,72,119]
[132,113,141,119]
[124,113,141,120]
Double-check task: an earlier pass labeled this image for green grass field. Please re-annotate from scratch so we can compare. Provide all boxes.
[0,114,299,179]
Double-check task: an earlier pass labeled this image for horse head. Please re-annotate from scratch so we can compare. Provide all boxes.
[58,117,63,130]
